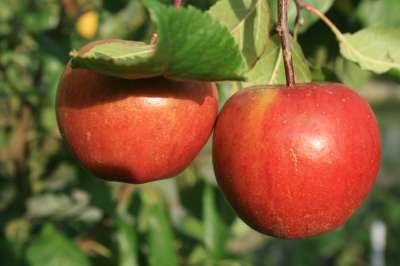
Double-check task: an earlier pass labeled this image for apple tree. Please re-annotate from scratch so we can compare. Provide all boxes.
[0,0,400,265]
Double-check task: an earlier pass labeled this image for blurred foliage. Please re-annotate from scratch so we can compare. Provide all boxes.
[0,0,399,265]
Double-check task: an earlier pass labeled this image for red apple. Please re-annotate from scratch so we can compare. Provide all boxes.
[212,83,381,239]
[56,40,218,184]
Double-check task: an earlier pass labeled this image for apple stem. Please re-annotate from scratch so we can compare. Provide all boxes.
[174,0,182,8]
[277,0,295,87]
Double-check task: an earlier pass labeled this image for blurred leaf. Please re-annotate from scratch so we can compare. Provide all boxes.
[332,57,371,89]
[0,183,14,212]
[43,163,76,191]
[26,224,90,266]
[316,229,347,257]
[269,0,334,32]
[340,27,400,73]
[23,1,60,32]
[0,0,16,35]
[71,0,247,81]
[0,0,16,22]
[79,174,114,215]
[177,171,204,220]
[187,246,209,265]
[357,0,400,27]
[337,244,364,266]
[143,189,179,266]
[208,0,271,66]
[40,107,58,132]
[100,1,146,39]
[180,216,203,241]
[239,35,311,87]
[203,183,227,261]
[27,193,72,218]
[5,218,31,254]
[26,190,102,222]
[115,214,139,266]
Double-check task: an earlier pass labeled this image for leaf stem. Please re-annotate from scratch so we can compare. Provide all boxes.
[277,0,295,87]
[296,0,346,43]
[174,0,182,8]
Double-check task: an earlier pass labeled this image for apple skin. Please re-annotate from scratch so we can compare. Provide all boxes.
[212,83,381,239]
[56,40,218,184]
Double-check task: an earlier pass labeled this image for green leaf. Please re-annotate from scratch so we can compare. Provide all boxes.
[71,40,158,78]
[208,0,271,66]
[203,183,227,261]
[332,57,371,90]
[340,27,400,74]
[144,191,179,266]
[239,35,311,87]
[268,0,334,32]
[71,0,247,81]
[357,0,400,27]
[26,224,90,266]
[115,214,139,266]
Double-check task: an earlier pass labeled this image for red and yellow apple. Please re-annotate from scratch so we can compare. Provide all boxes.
[56,40,218,184]
[212,83,381,239]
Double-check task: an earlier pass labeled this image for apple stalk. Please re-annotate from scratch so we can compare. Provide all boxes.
[277,0,295,87]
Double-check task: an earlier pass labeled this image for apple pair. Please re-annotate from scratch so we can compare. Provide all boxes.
[56,40,380,238]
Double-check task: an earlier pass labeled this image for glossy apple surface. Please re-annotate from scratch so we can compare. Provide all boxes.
[56,40,218,184]
[212,83,380,239]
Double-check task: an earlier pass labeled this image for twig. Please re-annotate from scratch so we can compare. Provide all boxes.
[277,0,295,87]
